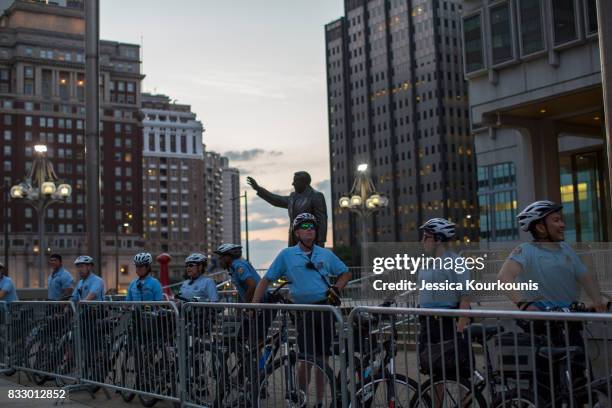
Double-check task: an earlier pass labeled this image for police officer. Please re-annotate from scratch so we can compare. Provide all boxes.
[0,262,18,304]
[214,243,260,302]
[71,256,105,302]
[178,253,219,302]
[417,218,472,383]
[498,200,606,312]
[126,253,163,301]
[47,254,74,301]
[252,213,350,403]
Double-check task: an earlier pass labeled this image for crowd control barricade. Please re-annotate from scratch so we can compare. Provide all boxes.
[347,306,612,408]
[181,302,348,408]
[9,301,77,384]
[0,301,12,374]
[76,301,181,405]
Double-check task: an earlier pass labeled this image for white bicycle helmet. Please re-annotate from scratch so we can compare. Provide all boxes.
[133,252,153,267]
[419,218,456,241]
[292,213,318,230]
[185,253,207,265]
[214,243,242,258]
[517,200,563,232]
[74,255,94,265]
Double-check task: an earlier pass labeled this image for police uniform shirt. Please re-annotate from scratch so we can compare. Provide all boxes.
[418,250,471,309]
[48,266,74,300]
[510,242,586,309]
[126,274,163,301]
[230,258,261,301]
[179,274,219,302]
[0,275,18,304]
[264,244,348,304]
[72,272,105,302]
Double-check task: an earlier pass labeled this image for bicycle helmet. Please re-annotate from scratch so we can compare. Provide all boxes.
[517,200,563,232]
[185,252,207,265]
[214,243,242,258]
[74,255,94,265]
[292,213,318,230]
[419,218,456,241]
[133,252,153,267]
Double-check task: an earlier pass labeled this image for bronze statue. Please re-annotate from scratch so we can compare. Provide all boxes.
[247,171,328,247]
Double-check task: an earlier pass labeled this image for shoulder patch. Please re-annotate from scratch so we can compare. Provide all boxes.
[512,246,522,255]
[236,266,244,274]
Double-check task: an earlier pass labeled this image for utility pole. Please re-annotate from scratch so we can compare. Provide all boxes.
[85,0,102,272]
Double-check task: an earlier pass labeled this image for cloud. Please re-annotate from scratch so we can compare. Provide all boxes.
[223,148,283,162]
[314,178,330,192]
[246,239,287,269]
[249,218,287,232]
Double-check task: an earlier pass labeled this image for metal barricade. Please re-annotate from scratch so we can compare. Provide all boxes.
[181,302,347,408]
[347,306,612,408]
[0,301,12,374]
[9,301,77,385]
[75,301,181,405]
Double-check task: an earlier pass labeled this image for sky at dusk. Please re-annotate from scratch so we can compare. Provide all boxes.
[100,0,344,268]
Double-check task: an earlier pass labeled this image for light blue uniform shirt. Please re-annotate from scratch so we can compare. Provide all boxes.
[126,275,163,301]
[72,273,105,302]
[179,274,219,302]
[510,242,586,309]
[418,250,471,309]
[0,275,18,304]
[230,258,261,301]
[48,267,74,300]
[264,244,349,304]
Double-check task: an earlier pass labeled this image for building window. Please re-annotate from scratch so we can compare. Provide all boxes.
[552,0,578,45]
[148,133,155,151]
[463,14,485,73]
[518,0,545,55]
[490,2,513,64]
[477,162,518,242]
[3,130,11,140]
[585,0,598,35]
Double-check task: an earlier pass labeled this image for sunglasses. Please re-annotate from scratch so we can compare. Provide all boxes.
[297,222,316,231]
[186,263,198,268]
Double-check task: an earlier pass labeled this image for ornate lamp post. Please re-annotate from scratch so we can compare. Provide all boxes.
[10,145,72,287]
[338,163,388,272]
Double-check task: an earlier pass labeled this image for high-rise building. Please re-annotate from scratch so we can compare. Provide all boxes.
[461,0,611,242]
[222,162,241,245]
[141,93,205,282]
[204,150,225,256]
[326,0,477,255]
[0,0,143,288]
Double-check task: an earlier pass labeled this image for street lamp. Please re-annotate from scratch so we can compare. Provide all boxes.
[115,222,130,292]
[10,144,72,287]
[338,163,389,273]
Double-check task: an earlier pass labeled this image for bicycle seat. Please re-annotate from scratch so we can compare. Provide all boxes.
[538,346,583,360]
[466,324,503,344]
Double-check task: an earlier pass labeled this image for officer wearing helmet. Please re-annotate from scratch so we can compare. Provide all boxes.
[71,256,105,302]
[214,243,260,302]
[126,253,163,301]
[0,262,18,304]
[498,200,605,312]
[178,253,219,302]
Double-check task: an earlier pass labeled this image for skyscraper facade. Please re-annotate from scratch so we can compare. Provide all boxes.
[141,93,205,281]
[0,0,143,288]
[221,163,241,245]
[326,0,477,254]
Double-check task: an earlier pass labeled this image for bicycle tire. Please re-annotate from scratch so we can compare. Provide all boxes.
[409,377,487,408]
[491,388,542,407]
[138,394,159,407]
[259,353,336,408]
[351,373,419,408]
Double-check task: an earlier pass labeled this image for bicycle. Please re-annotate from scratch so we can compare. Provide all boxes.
[492,302,612,407]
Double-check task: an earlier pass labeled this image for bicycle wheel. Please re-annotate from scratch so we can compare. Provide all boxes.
[120,352,136,402]
[258,354,336,408]
[187,342,222,407]
[352,374,419,408]
[491,389,541,407]
[410,377,486,408]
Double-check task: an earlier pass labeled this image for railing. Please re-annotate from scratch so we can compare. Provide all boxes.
[1,300,611,407]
